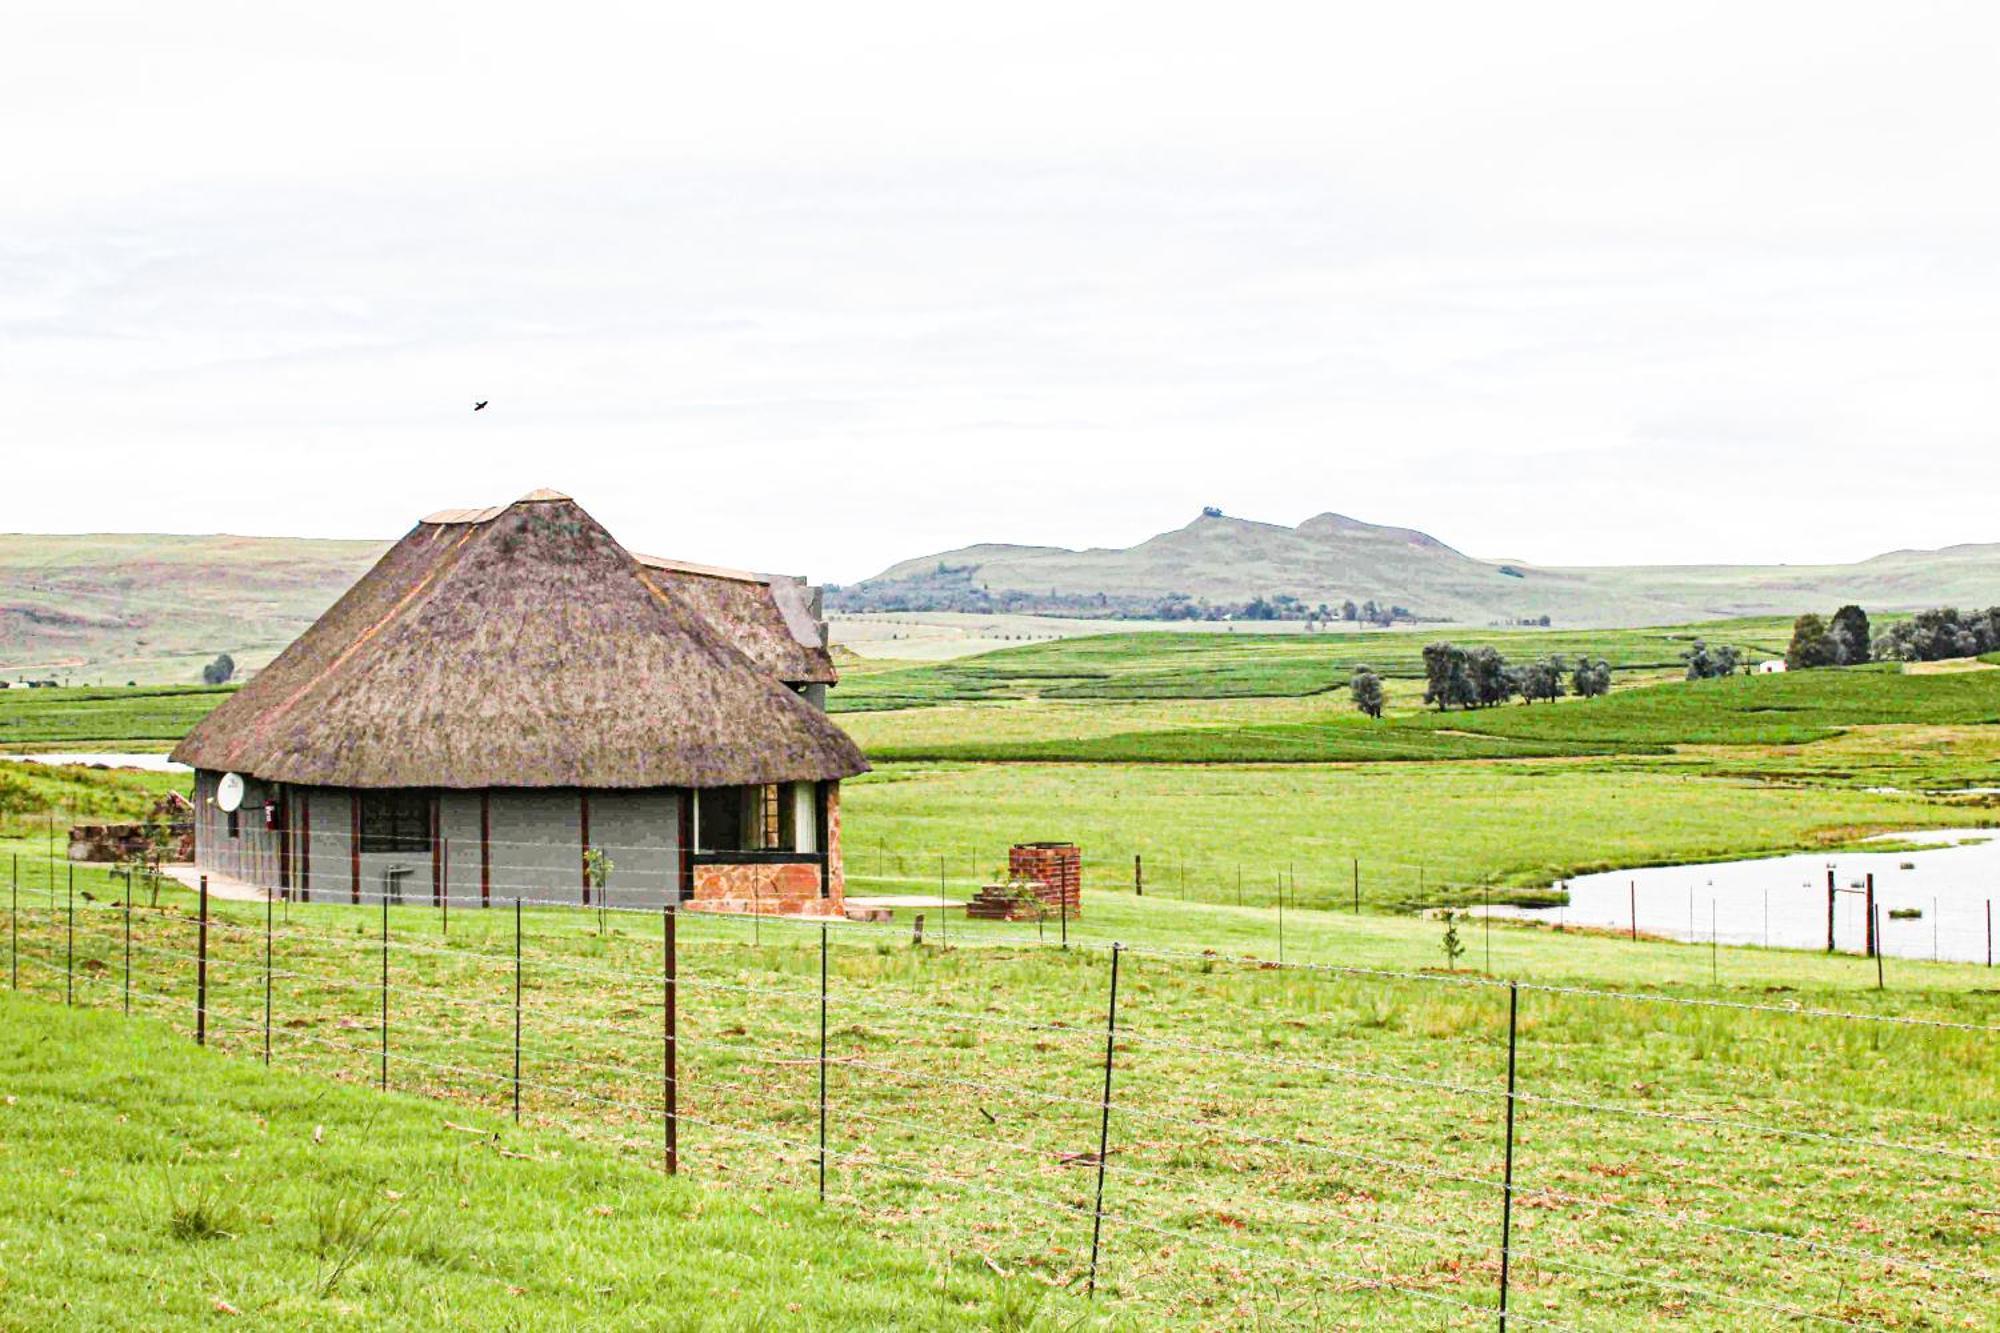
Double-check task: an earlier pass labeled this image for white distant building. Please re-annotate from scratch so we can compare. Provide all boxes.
[1756,659,1787,674]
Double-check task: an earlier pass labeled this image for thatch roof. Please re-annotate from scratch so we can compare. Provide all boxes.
[632,554,836,685]
[172,492,869,789]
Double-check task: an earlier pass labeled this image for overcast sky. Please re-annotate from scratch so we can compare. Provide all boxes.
[4,2,1997,581]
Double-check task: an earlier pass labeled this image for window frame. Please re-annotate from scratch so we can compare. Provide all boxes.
[357,789,433,856]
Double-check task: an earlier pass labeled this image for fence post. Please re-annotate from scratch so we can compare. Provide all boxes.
[664,903,678,1176]
[1133,854,1142,897]
[1710,901,1718,985]
[379,888,389,1091]
[1864,874,1876,958]
[1060,885,1068,950]
[264,883,274,1065]
[196,876,209,1045]
[513,899,523,1123]
[10,853,16,990]
[123,869,131,1014]
[1988,899,1993,968]
[65,866,74,1006]
[1086,942,1123,1299]
[1276,876,1284,965]
[1497,981,1520,1330]
[818,922,829,1201]
[1629,881,1637,941]
[1826,867,1835,952]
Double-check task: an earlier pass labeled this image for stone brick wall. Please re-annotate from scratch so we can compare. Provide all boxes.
[689,859,842,917]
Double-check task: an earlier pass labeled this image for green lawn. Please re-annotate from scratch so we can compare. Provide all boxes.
[3,876,1993,1329]
[0,989,1069,1329]
[829,617,1797,711]
[0,684,228,754]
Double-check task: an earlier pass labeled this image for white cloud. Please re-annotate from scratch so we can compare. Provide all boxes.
[2,1,1996,579]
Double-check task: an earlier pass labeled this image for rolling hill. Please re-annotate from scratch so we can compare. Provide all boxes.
[0,533,387,684]
[831,510,2000,628]
[5,511,2000,685]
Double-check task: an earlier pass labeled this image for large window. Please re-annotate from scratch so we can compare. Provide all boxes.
[359,790,431,855]
[697,783,818,854]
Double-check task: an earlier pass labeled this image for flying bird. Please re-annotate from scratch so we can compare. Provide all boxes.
[473,400,489,411]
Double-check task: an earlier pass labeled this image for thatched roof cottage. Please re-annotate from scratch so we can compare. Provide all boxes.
[171,490,868,916]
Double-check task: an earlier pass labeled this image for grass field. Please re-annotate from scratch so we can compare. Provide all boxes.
[828,618,1796,711]
[0,990,1060,1329]
[0,684,229,754]
[2,868,1994,1329]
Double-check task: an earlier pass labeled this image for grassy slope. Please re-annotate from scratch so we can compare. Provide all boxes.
[0,533,383,684]
[4,872,1993,1329]
[830,617,1795,711]
[0,685,230,753]
[0,991,1063,1330]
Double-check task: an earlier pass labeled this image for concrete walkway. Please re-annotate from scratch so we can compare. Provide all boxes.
[162,864,274,903]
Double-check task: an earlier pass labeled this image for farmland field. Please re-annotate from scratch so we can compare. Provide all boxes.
[4,624,2000,1325]
[2,867,1994,1329]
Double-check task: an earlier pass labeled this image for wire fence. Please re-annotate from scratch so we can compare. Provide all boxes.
[5,867,1998,1329]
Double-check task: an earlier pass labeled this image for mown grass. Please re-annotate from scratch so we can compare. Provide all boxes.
[0,987,1072,1330]
[4,875,1994,1329]
[834,760,1986,909]
[859,661,2000,766]
[829,618,1797,711]
[0,684,228,753]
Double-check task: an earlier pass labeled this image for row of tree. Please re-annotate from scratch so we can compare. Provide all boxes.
[1356,643,1614,714]
[1870,606,2000,663]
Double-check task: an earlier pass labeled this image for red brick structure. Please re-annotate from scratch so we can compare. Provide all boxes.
[1006,841,1082,917]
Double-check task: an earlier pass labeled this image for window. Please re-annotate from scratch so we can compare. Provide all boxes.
[226,808,240,840]
[359,790,431,855]
[697,783,818,854]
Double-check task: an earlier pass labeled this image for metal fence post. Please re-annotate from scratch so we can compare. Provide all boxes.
[196,875,210,1045]
[513,898,523,1123]
[664,903,678,1176]
[1498,981,1520,1330]
[818,922,829,1201]
[1086,942,1123,1299]
[264,883,274,1065]
[65,866,74,1006]
[380,888,389,1090]
[10,853,16,990]
[123,870,131,1014]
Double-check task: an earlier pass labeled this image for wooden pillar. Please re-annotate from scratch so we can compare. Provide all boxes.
[580,790,592,904]
[299,791,311,903]
[677,790,694,905]
[431,794,443,906]
[479,792,491,907]
[350,793,361,903]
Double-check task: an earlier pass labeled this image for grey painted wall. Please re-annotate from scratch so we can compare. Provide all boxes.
[194,774,684,909]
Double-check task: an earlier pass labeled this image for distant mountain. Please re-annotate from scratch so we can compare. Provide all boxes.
[831,511,2000,628]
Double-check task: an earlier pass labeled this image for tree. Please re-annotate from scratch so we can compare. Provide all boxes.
[1785,615,1837,670]
[1711,643,1740,677]
[1571,658,1612,698]
[1350,666,1385,719]
[1517,656,1567,704]
[1439,911,1466,972]
[1827,605,1872,666]
[1421,642,1473,711]
[1467,646,1512,708]
[201,653,237,686]
[1340,599,1359,622]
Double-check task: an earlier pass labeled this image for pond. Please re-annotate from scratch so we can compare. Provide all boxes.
[0,753,190,773]
[1487,829,2000,965]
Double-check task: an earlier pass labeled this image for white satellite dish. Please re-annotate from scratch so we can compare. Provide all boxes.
[216,772,246,813]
